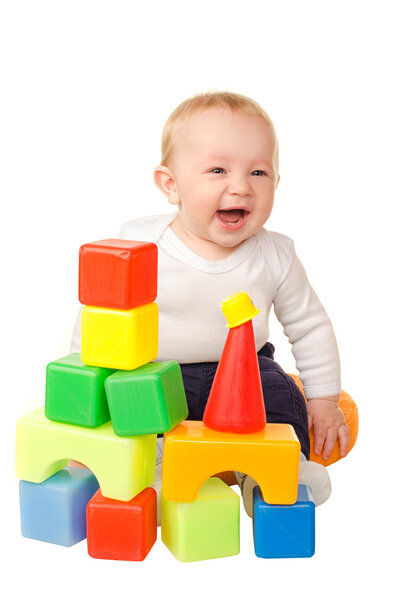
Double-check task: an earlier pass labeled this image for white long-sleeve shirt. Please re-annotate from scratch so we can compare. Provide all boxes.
[70,212,341,399]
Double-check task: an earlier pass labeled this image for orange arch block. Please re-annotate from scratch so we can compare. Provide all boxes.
[162,420,300,505]
[289,374,359,467]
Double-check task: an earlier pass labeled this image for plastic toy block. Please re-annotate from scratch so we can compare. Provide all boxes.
[105,361,188,436]
[81,302,159,370]
[45,353,115,427]
[19,466,99,546]
[253,484,315,558]
[87,487,157,561]
[162,420,300,504]
[161,477,240,562]
[203,292,266,434]
[15,407,156,501]
[79,239,157,309]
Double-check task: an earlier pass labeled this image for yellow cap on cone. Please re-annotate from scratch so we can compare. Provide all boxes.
[221,291,260,328]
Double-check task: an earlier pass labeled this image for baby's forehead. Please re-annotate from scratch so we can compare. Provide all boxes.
[178,107,273,135]
[172,109,278,165]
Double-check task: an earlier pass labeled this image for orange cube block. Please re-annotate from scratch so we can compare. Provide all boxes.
[162,420,300,505]
[87,487,157,561]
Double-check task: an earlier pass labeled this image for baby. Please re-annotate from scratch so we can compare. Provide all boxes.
[71,91,350,515]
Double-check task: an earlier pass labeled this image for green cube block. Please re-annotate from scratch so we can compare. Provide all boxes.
[105,361,188,436]
[161,477,240,562]
[45,353,115,427]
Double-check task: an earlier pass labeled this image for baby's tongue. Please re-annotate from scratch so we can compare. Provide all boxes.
[218,209,243,223]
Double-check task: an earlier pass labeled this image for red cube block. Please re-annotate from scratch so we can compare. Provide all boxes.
[87,487,157,561]
[79,239,158,309]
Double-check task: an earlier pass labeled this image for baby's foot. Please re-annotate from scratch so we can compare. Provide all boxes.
[235,471,258,517]
[236,457,331,518]
[298,458,331,506]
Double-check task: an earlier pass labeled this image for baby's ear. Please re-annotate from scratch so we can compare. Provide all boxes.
[153,165,180,205]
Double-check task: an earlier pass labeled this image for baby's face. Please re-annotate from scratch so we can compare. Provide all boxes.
[164,108,279,258]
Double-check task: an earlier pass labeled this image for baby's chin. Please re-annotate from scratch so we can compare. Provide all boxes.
[211,230,253,251]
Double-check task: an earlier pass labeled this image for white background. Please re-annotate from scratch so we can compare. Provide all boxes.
[1,1,406,597]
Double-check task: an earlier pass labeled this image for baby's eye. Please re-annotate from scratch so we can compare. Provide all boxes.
[252,170,265,176]
[211,168,225,174]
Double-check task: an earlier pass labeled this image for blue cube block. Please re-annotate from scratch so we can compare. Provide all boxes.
[19,466,99,546]
[253,484,315,558]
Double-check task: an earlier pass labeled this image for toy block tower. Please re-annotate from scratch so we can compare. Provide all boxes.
[162,291,301,506]
[161,291,309,561]
[16,235,332,562]
[15,238,188,560]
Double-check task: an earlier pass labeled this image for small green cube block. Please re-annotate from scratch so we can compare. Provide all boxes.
[104,361,188,436]
[161,477,240,562]
[45,353,115,428]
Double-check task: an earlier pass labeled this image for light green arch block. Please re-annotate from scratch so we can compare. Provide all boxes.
[15,407,156,501]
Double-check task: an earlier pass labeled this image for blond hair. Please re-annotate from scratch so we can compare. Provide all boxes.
[160,91,279,175]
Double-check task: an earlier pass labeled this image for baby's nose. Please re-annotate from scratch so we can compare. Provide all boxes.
[228,174,252,195]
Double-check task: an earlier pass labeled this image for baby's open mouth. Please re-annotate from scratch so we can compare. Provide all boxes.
[217,209,248,224]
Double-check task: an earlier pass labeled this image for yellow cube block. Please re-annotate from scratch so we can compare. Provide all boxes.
[162,420,300,505]
[81,302,159,370]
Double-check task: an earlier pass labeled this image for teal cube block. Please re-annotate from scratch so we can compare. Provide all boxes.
[105,361,188,436]
[45,353,115,427]
[253,484,315,558]
[19,466,99,546]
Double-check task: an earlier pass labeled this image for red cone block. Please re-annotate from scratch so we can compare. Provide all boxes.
[203,319,266,434]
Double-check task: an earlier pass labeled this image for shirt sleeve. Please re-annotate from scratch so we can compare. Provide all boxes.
[272,240,341,399]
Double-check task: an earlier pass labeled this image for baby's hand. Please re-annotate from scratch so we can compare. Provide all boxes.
[307,396,350,461]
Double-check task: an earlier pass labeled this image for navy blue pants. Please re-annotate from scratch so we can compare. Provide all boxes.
[178,342,310,460]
